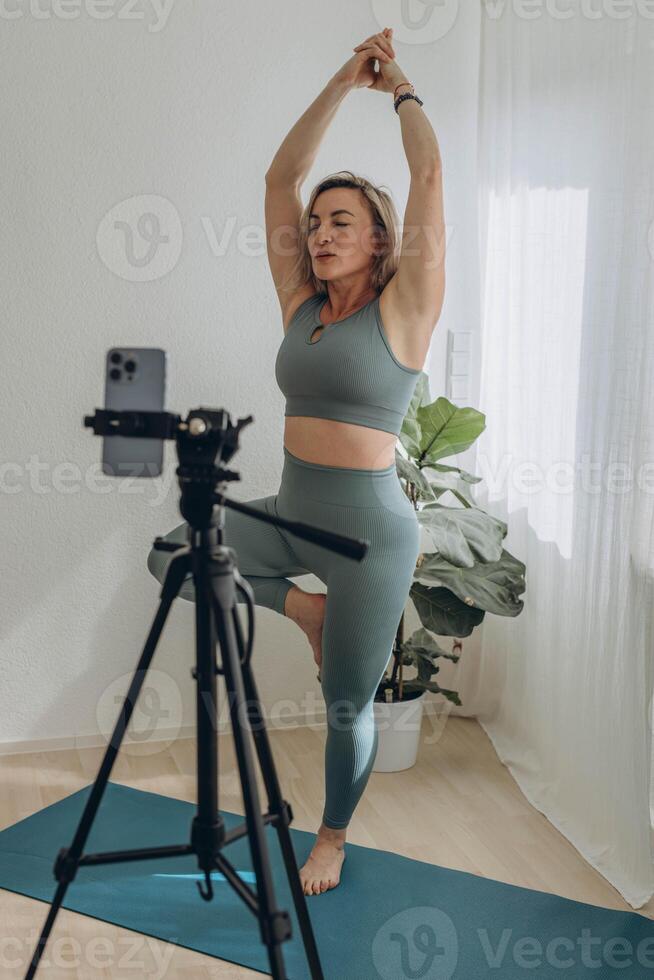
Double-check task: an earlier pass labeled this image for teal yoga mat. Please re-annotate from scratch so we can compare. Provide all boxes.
[0,781,652,978]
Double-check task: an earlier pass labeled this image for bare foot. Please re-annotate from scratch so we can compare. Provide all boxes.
[284,587,326,672]
[299,827,347,895]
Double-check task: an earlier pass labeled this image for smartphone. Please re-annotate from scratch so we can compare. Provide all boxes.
[102,347,166,477]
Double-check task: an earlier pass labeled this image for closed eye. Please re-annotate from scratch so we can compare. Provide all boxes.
[309,222,349,231]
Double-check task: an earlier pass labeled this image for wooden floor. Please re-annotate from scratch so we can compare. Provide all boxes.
[1,715,651,978]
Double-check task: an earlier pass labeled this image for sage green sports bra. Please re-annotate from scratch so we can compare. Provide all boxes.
[274,292,421,437]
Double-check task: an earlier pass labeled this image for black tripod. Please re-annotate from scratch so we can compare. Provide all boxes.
[25,407,368,980]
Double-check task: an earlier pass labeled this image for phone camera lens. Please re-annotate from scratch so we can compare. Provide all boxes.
[124,359,136,373]
[110,351,122,364]
[109,367,121,381]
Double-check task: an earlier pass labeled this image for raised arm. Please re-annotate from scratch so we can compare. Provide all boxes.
[264,38,397,318]
[354,28,445,330]
[264,79,349,312]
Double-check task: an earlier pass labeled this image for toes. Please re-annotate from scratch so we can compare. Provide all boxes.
[300,858,341,896]
[300,870,313,896]
[300,875,338,894]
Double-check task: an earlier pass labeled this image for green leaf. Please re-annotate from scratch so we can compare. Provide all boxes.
[428,462,483,484]
[417,503,507,566]
[415,548,526,617]
[424,471,473,505]
[401,626,455,662]
[409,581,485,636]
[401,680,463,706]
[395,450,436,502]
[416,397,486,465]
[403,625,451,653]
[399,626,461,685]
[399,373,432,458]
[421,464,483,506]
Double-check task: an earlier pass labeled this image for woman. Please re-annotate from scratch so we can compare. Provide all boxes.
[147,27,445,897]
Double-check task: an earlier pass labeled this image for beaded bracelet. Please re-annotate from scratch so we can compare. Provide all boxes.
[394,91,424,114]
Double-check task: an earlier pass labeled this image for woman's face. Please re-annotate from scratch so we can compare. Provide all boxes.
[307,187,381,283]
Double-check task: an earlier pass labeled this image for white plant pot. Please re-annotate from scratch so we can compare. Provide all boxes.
[372,691,426,772]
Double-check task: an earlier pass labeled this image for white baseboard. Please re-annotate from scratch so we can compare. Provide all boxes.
[0,705,329,757]
[0,694,455,757]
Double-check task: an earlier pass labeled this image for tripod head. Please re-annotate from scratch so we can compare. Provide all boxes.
[85,405,369,559]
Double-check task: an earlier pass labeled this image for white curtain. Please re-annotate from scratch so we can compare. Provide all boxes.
[469,2,654,908]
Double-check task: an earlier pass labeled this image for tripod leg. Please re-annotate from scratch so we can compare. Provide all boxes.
[23,880,69,980]
[232,601,326,980]
[208,576,291,980]
[191,546,222,901]
[24,551,191,980]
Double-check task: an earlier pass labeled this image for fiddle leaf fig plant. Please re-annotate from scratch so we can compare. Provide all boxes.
[376,373,527,706]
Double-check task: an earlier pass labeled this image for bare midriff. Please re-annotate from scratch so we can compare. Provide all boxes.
[283,417,397,470]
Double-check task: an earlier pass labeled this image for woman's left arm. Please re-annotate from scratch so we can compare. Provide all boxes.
[355,29,446,328]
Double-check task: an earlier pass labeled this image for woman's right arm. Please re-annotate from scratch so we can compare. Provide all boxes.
[264,77,352,316]
[264,36,395,318]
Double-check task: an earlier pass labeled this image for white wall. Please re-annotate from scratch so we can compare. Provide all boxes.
[0,2,482,750]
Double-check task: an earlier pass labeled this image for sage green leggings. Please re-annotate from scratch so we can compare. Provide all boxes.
[146,446,421,829]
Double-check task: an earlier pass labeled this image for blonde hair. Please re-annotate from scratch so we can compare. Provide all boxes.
[281,170,401,297]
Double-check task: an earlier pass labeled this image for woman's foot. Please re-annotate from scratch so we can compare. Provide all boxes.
[299,824,347,895]
[284,587,326,671]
